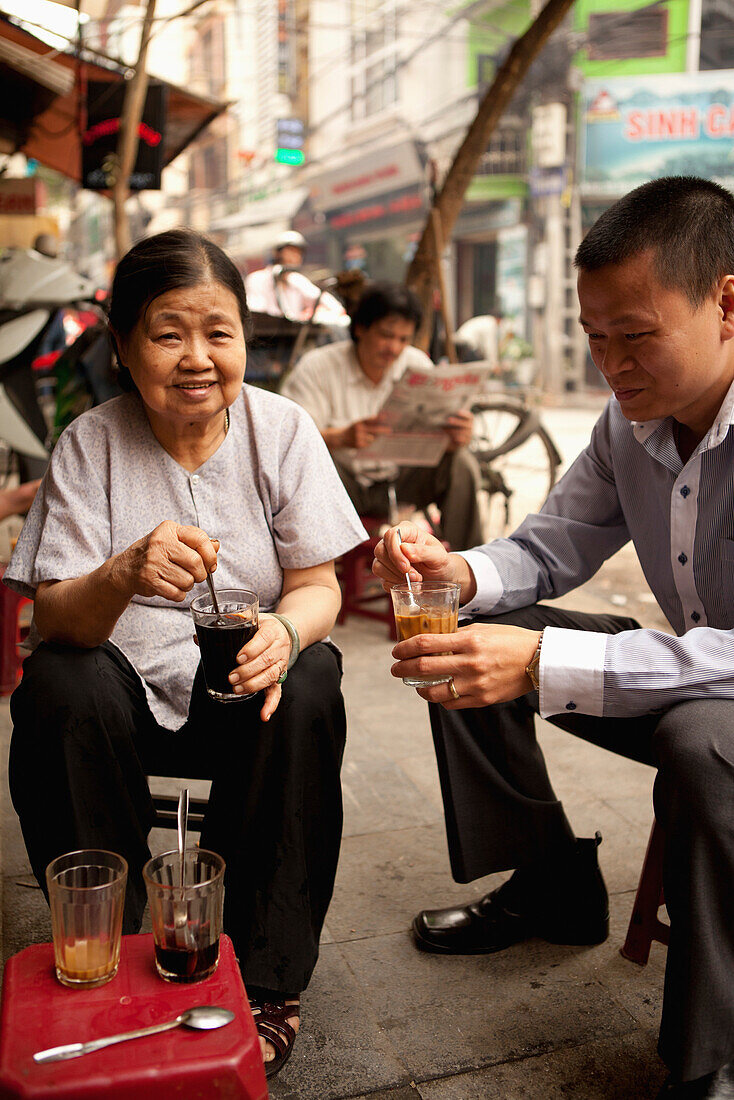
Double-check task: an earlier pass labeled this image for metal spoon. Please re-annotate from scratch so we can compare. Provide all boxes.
[175,788,194,949]
[396,528,419,611]
[205,572,221,617]
[33,1006,235,1063]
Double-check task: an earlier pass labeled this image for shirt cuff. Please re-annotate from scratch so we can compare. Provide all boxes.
[456,550,503,615]
[539,627,608,718]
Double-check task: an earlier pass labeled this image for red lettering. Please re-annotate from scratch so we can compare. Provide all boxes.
[706,104,728,138]
[625,111,645,141]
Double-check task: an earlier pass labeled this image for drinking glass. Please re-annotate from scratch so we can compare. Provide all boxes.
[143,848,225,984]
[191,588,259,702]
[390,581,461,687]
[46,849,128,988]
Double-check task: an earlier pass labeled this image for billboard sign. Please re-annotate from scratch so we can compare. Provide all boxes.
[580,71,734,194]
[82,81,167,191]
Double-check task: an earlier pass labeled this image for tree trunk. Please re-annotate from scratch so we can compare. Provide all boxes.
[112,0,159,261]
[406,0,576,350]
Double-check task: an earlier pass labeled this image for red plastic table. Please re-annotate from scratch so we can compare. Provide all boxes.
[0,933,268,1100]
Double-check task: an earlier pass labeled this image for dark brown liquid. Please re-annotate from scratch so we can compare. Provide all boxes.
[195,614,257,695]
[395,609,458,640]
[154,939,219,983]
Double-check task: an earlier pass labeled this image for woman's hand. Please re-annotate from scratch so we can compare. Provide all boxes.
[228,615,293,721]
[114,521,219,602]
[391,623,541,709]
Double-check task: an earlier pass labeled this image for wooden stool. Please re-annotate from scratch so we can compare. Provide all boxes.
[0,933,268,1099]
[0,565,31,696]
[620,819,670,965]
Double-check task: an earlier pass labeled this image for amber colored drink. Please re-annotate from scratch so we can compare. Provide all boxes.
[395,608,458,640]
[60,936,119,983]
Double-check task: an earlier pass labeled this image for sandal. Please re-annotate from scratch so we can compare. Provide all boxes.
[249,997,300,1079]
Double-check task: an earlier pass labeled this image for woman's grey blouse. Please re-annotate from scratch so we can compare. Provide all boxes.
[4,386,367,729]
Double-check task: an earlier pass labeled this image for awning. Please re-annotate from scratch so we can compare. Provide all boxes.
[210,186,308,232]
[0,14,227,181]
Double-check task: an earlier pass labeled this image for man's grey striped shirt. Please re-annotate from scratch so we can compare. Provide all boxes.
[459,383,734,718]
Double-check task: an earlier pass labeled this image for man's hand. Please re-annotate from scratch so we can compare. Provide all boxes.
[391,623,541,709]
[444,409,474,450]
[373,521,477,603]
[342,416,391,450]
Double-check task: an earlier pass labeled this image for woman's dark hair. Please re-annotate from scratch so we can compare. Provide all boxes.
[574,176,734,307]
[349,281,423,342]
[108,228,251,390]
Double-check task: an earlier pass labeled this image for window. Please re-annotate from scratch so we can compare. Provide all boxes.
[351,0,398,121]
[587,6,668,60]
[476,122,527,177]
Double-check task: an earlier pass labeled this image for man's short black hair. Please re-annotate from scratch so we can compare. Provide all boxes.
[574,176,734,307]
[350,281,422,342]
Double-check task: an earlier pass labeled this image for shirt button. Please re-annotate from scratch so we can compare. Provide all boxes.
[691,611,701,623]
[677,553,688,565]
[680,485,690,498]
[191,474,200,484]
[565,701,577,711]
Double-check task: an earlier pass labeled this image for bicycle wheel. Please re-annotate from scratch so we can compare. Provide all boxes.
[470,398,561,540]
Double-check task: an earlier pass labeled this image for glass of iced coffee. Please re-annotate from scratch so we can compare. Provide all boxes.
[191,588,258,702]
[46,849,128,988]
[390,581,461,687]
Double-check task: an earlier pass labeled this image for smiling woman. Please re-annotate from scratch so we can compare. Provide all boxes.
[3,228,368,1080]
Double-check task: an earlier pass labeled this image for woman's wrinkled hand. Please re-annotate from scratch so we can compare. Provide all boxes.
[372,521,452,589]
[391,622,541,709]
[115,521,219,603]
[228,614,293,721]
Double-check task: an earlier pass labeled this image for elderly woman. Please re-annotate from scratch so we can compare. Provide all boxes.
[4,229,366,1078]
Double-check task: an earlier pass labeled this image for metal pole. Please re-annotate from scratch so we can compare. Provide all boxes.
[686,0,702,73]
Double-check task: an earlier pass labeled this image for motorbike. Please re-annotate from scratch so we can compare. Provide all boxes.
[0,247,101,481]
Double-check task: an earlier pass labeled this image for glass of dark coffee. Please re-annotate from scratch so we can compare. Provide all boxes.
[143,848,225,984]
[191,588,259,702]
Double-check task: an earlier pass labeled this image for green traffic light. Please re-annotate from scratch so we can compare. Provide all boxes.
[274,148,305,165]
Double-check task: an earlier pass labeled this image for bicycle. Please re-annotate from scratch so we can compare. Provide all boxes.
[469,395,562,540]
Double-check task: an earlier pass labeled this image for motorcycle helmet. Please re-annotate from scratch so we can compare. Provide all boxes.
[273,230,306,256]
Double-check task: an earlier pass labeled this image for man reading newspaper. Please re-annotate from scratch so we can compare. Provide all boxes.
[281,281,485,550]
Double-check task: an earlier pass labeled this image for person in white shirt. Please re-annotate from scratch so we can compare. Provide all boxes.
[373,176,734,1100]
[244,231,347,325]
[281,281,484,551]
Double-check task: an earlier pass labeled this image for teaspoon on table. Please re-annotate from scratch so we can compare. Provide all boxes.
[33,1005,235,1063]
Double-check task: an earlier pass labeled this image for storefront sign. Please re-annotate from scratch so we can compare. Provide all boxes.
[580,71,734,194]
[327,186,424,230]
[309,141,425,213]
[82,81,167,191]
[0,177,45,214]
[496,225,527,330]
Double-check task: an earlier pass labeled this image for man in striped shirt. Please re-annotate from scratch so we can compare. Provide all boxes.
[374,176,734,1099]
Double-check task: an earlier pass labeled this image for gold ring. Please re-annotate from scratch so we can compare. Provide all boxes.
[448,677,460,700]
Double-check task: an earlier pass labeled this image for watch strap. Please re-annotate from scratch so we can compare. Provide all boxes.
[525,630,544,692]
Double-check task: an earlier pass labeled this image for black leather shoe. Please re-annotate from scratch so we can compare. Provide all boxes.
[412,833,609,955]
[657,1063,734,1099]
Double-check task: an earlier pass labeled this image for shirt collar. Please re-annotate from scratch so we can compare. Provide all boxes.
[347,343,407,388]
[631,375,734,458]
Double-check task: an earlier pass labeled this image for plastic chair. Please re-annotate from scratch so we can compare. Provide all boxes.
[620,819,670,965]
[336,518,396,638]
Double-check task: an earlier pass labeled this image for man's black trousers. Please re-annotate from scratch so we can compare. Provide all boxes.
[9,639,347,997]
[429,603,734,1083]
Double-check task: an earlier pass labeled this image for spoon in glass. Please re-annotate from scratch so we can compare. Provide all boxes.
[33,1006,236,1063]
[396,527,419,611]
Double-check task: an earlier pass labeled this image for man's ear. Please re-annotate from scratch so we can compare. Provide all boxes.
[718,275,734,339]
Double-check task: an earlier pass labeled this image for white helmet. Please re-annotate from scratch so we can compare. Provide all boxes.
[274,230,306,254]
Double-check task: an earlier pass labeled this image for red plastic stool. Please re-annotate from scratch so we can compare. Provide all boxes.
[0,565,32,696]
[0,933,268,1099]
[620,819,670,965]
[336,533,396,639]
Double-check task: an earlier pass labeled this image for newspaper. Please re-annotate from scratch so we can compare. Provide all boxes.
[357,361,494,467]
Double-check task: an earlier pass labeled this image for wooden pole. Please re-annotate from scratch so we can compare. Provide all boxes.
[430,208,457,363]
[111,0,159,260]
[407,0,576,350]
